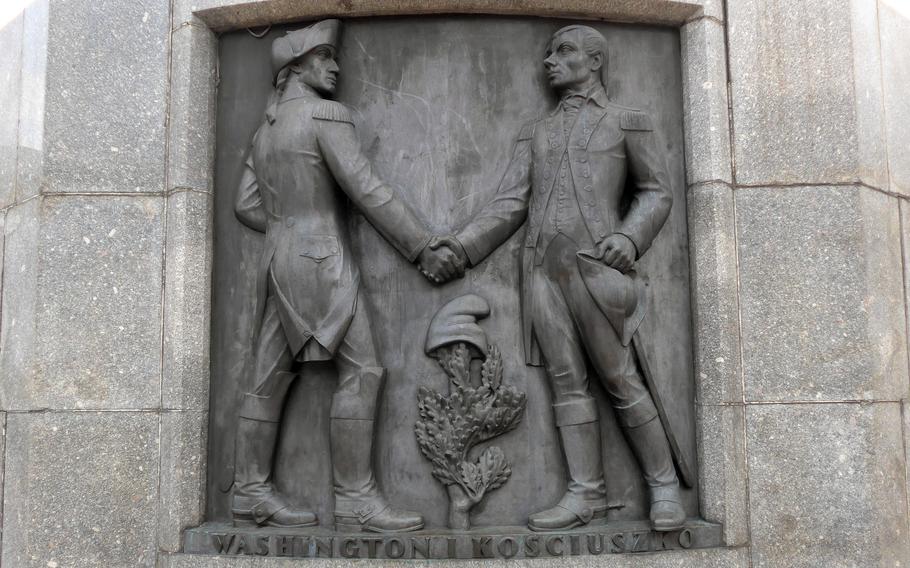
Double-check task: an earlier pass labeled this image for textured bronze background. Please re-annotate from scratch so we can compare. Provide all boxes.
[209,16,693,529]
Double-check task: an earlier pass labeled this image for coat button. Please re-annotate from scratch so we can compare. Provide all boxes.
[585,186,593,192]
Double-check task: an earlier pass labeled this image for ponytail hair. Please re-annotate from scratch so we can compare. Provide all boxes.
[265,66,292,124]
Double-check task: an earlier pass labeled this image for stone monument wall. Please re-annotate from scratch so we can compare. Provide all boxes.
[0,0,907,566]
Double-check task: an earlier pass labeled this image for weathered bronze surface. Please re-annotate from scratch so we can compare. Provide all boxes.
[194,15,715,557]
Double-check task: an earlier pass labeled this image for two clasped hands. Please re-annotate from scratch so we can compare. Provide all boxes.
[416,232,638,285]
[417,235,468,284]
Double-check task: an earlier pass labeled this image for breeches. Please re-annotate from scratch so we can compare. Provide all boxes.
[530,234,655,429]
[240,291,383,422]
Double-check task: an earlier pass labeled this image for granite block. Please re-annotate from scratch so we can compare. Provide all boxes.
[727,0,887,187]
[0,12,23,209]
[160,547,749,567]
[42,0,170,193]
[0,208,6,309]
[168,25,217,193]
[688,0,722,21]
[160,555,256,568]
[163,191,213,410]
[880,0,910,196]
[0,199,41,411]
[687,183,740,404]
[1,412,159,567]
[0,411,6,538]
[192,0,703,32]
[696,403,748,546]
[680,19,731,185]
[15,0,47,202]
[736,186,907,402]
[1,195,165,410]
[173,0,220,31]
[746,403,909,567]
[159,411,208,553]
[905,399,910,514]
[903,200,910,377]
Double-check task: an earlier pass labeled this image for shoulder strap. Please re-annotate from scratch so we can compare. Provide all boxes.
[312,101,354,125]
[620,110,653,132]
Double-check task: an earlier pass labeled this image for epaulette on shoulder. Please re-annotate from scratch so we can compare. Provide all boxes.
[517,115,544,141]
[619,109,653,132]
[312,101,354,125]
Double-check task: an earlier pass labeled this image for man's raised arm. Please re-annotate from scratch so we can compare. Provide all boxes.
[454,124,534,267]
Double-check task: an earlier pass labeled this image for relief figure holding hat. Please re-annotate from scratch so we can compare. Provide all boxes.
[231,18,465,532]
[429,24,689,532]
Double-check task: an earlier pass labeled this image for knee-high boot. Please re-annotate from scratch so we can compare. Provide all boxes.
[528,397,608,531]
[232,371,317,528]
[331,367,424,532]
[616,395,686,531]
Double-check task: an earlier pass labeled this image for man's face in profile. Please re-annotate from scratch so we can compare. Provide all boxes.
[544,30,599,91]
[297,44,340,95]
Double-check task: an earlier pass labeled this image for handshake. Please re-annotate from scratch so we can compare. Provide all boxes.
[417,235,468,285]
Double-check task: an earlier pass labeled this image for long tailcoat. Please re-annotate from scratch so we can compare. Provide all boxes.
[456,89,672,366]
[236,82,430,359]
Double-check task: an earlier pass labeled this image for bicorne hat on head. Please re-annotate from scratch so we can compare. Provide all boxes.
[270,19,341,83]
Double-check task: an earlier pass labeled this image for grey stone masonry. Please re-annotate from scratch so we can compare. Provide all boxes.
[0,0,907,567]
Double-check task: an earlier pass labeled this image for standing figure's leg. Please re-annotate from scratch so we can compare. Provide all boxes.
[567,273,685,531]
[233,297,318,528]
[330,293,424,533]
[526,264,608,531]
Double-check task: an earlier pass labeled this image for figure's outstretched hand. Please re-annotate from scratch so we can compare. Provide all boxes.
[418,236,468,284]
[595,233,636,273]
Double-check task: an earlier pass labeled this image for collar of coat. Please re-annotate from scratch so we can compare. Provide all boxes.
[280,81,324,105]
[554,84,608,115]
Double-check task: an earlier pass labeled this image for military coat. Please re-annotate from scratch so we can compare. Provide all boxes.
[236,82,431,361]
[456,87,672,365]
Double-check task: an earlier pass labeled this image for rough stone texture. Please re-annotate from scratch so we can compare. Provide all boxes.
[168,25,217,193]
[903,201,910,377]
[0,198,40,411]
[689,0,722,21]
[191,0,703,31]
[680,19,731,185]
[727,0,888,188]
[879,0,910,196]
[0,11,23,210]
[163,191,213,410]
[159,547,750,567]
[696,404,748,547]
[737,186,907,402]
[42,0,170,193]
[0,411,6,540]
[15,0,48,202]
[746,403,909,568]
[0,195,165,410]
[1,412,160,568]
[159,411,208,553]
[0,208,6,313]
[905,400,910,515]
[687,183,741,404]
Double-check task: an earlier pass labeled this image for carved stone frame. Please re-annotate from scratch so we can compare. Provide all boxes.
[162,0,748,564]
